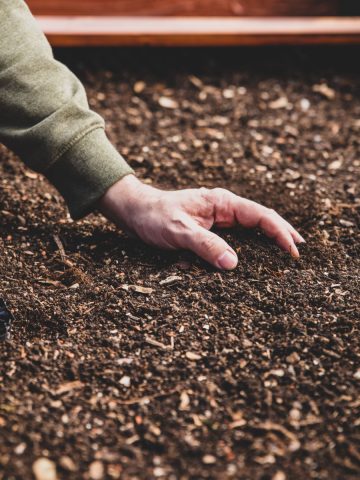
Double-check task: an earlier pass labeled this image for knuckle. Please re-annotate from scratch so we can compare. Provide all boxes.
[204,187,231,207]
[199,186,211,196]
[197,233,217,253]
[266,208,277,216]
[199,186,213,205]
[212,187,228,197]
[169,216,190,233]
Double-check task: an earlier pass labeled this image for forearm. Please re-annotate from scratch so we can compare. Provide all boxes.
[0,0,134,219]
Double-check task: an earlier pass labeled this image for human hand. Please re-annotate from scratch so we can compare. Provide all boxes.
[97,174,305,270]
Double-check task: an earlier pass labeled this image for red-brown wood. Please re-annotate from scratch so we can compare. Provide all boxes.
[35,16,360,46]
[27,0,340,17]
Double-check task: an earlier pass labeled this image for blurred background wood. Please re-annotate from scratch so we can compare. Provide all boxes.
[37,17,360,46]
[27,1,360,46]
[27,0,341,17]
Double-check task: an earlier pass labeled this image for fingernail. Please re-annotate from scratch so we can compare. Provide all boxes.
[217,251,238,270]
[299,235,306,243]
[290,244,300,259]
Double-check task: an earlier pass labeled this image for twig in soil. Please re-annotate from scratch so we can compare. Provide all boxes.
[53,234,67,263]
[144,335,173,351]
[117,385,184,406]
[52,234,91,285]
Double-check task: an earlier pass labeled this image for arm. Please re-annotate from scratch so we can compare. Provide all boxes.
[0,0,134,219]
[0,0,304,270]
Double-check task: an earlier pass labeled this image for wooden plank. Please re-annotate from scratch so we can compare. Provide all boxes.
[35,16,360,46]
[27,0,339,17]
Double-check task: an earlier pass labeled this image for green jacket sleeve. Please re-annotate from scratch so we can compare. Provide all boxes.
[0,0,134,219]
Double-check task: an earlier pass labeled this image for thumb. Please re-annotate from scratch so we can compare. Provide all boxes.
[186,226,238,270]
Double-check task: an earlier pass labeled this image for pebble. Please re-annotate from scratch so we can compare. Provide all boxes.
[119,375,131,387]
[273,472,286,480]
[223,88,235,99]
[202,454,217,464]
[89,461,104,480]
[300,98,311,111]
[133,81,146,93]
[14,442,26,455]
[286,352,300,364]
[32,458,57,480]
[154,467,167,477]
[158,96,179,109]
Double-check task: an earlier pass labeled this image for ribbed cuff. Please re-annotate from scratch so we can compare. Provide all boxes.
[45,127,135,220]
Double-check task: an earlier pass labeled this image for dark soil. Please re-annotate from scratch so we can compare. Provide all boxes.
[0,47,359,480]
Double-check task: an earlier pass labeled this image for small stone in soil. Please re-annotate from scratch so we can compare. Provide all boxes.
[89,461,104,480]
[32,458,57,480]
[202,454,217,464]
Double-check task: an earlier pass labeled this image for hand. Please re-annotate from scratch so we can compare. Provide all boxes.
[97,174,305,270]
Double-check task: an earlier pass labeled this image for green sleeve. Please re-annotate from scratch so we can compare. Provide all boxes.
[0,0,134,219]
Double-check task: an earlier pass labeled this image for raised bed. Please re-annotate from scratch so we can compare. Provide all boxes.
[27,0,360,46]
[28,0,340,17]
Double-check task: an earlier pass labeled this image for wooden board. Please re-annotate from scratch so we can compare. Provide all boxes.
[35,16,360,46]
[27,0,340,17]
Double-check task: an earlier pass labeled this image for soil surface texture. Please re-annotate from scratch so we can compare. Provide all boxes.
[0,47,359,480]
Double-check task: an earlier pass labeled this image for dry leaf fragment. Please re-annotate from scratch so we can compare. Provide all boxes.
[179,391,190,410]
[54,381,84,396]
[256,421,301,452]
[185,352,202,361]
[340,219,355,227]
[122,284,154,294]
[158,96,179,109]
[328,159,342,171]
[229,419,247,429]
[59,456,77,472]
[213,115,230,126]
[145,336,172,351]
[255,454,276,465]
[159,275,182,286]
[32,458,57,480]
[189,75,203,89]
[269,97,289,109]
[313,83,336,99]
[24,170,38,179]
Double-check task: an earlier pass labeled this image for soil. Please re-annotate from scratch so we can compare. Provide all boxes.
[0,47,359,480]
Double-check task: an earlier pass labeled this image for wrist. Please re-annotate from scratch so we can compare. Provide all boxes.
[97,173,146,228]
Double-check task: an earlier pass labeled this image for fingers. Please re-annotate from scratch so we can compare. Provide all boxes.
[208,191,304,258]
[256,208,304,258]
[184,225,238,270]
